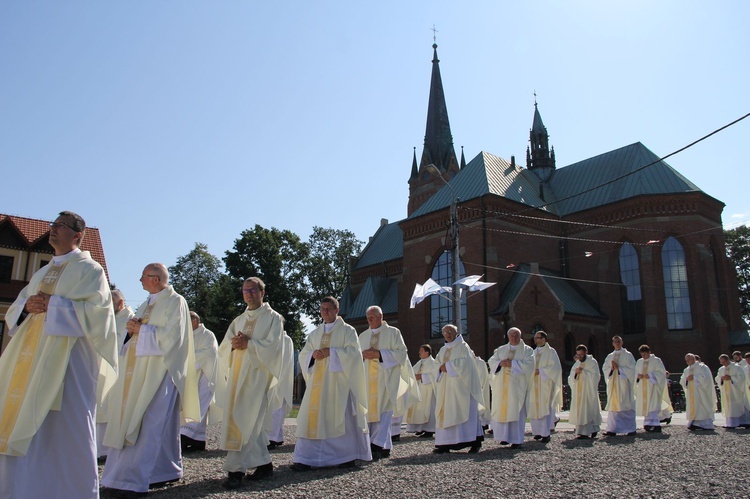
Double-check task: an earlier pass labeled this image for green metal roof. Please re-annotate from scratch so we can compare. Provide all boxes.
[344,276,399,320]
[353,221,403,270]
[495,264,607,319]
[548,142,703,215]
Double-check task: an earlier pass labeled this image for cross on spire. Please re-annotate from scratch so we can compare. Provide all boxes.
[431,24,438,43]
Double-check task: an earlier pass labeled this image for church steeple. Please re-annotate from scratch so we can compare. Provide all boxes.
[526,101,556,183]
[408,42,460,216]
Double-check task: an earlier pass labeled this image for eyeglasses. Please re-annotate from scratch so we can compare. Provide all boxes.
[242,288,261,295]
[49,222,76,231]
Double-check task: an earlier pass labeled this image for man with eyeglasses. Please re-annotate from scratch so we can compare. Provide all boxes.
[0,211,118,499]
[216,277,287,490]
[102,263,200,497]
[602,336,637,437]
[527,331,562,443]
[292,296,372,470]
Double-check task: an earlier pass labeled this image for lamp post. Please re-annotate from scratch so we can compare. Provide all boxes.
[427,164,462,335]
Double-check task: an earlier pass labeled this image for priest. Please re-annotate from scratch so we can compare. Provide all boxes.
[406,345,440,438]
[527,330,563,443]
[680,353,716,431]
[634,345,669,433]
[602,336,636,436]
[568,344,602,439]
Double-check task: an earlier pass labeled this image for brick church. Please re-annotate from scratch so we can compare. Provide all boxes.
[339,43,747,374]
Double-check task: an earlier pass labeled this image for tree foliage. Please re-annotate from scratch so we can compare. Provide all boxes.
[223,225,310,349]
[725,225,750,323]
[300,226,364,323]
[168,242,223,328]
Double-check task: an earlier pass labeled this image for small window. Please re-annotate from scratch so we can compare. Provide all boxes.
[0,255,13,283]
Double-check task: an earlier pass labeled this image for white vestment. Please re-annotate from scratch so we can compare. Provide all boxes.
[0,249,118,499]
[634,354,670,427]
[293,317,371,466]
[266,333,294,443]
[181,324,219,441]
[97,305,134,457]
[406,356,440,433]
[680,362,716,429]
[716,363,750,427]
[602,347,636,433]
[488,342,534,444]
[359,322,418,449]
[568,355,602,436]
[218,303,285,472]
[102,286,199,493]
[434,335,484,448]
[527,343,563,437]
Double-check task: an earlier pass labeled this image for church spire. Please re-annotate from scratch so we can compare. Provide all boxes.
[527,101,556,182]
[410,147,418,179]
[408,41,460,216]
[422,43,457,172]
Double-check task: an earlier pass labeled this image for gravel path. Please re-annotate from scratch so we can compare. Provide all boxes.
[100,417,750,498]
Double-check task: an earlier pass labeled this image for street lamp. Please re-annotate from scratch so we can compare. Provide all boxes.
[426,164,463,335]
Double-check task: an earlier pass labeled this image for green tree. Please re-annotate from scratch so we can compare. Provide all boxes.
[300,226,364,323]
[169,242,223,327]
[205,274,245,342]
[223,225,309,349]
[725,225,750,323]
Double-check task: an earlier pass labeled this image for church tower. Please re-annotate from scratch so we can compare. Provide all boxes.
[408,43,460,216]
[526,101,556,183]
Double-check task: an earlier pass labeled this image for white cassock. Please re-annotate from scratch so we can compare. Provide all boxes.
[475,356,491,427]
[97,305,134,458]
[0,249,118,499]
[602,348,636,434]
[715,363,750,428]
[527,343,563,438]
[293,317,372,466]
[266,333,294,444]
[218,303,284,472]
[406,356,440,433]
[634,354,670,428]
[680,362,716,430]
[568,355,602,436]
[434,335,485,449]
[359,322,418,451]
[180,324,219,442]
[102,286,200,494]
[487,342,534,445]
[744,364,750,425]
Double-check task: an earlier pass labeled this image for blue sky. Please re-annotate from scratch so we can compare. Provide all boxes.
[2,1,748,311]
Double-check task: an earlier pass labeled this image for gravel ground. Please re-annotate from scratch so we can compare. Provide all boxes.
[100,419,750,498]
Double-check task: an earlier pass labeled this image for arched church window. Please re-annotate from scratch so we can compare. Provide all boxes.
[619,243,644,333]
[661,237,693,330]
[429,250,467,338]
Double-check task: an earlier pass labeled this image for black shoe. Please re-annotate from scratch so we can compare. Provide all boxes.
[688,425,697,431]
[651,426,662,433]
[291,462,313,472]
[533,435,542,440]
[149,478,179,489]
[267,440,283,450]
[370,443,383,461]
[509,443,522,449]
[644,425,652,432]
[419,431,434,438]
[97,456,107,465]
[576,434,590,439]
[499,441,509,445]
[381,449,391,458]
[391,434,400,442]
[433,447,450,454]
[247,462,273,481]
[591,432,598,438]
[554,417,560,428]
[604,431,617,436]
[626,432,636,436]
[414,431,424,436]
[660,417,671,425]
[338,460,357,469]
[468,443,481,454]
[222,472,245,490]
[540,436,550,443]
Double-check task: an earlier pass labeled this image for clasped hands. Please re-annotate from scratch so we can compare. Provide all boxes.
[312,348,330,360]
[231,333,249,350]
[362,348,380,361]
[126,318,143,337]
[25,292,51,314]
